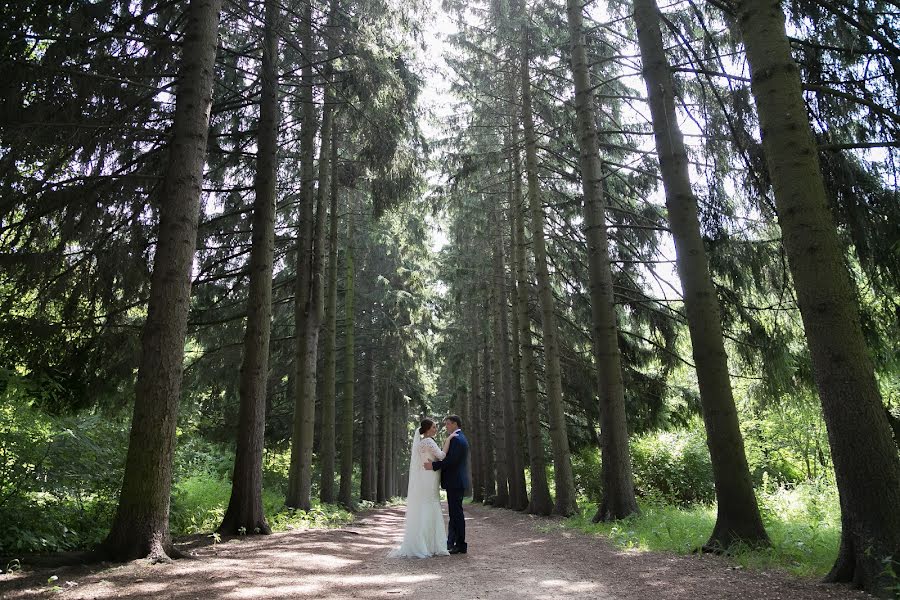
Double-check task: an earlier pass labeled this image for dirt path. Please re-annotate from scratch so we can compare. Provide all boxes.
[0,504,872,599]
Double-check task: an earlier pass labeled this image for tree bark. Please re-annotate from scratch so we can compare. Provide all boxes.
[505,204,530,512]
[360,354,376,502]
[886,407,900,455]
[499,0,530,516]
[102,0,223,561]
[392,391,399,498]
[520,27,577,517]
[219,0,279,537]
[286,0,319,511]
[376,376,389,503]
[480,340,496,502]
[470,357,485,503]
[493,204,528,510]
[399,396,410,497]
[565,0,640,523]
[511,120,553,516]
[634,0,768,545]
[319,120,340,505]
[736,0,900,593]
[338,202,356,509]
[451,387,465,422]
[386,385,395,499]
[489,254,510,508]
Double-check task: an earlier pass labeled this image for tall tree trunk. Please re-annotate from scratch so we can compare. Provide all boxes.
[480,341,497,501]
[386,386,395,499]
[520,27,577,516]
[394,390,405,497]
[219,0,279,537]
[634,0,767,545]
[886,408,900,455]
[360,353,376,502]
[493,205,527,510]
[456,383,474,498]
[391,394,398,499]
[102,0,223,561]
[505,209,530,512]
[737,1,900,593]
[511,121,553,516]
[453,387,466,422]
[319,121,340,505]
[295,47,332,505]
[489,257,510,508]
[470,357,485,503]
[376,374,388,503]
[564,0,639,523]
[399,396,410,497]
[502,0,535,517]
[286,0,319,510]
[338,202,356,509]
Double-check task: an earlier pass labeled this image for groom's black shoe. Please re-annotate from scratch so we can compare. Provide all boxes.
[449,543,467,555]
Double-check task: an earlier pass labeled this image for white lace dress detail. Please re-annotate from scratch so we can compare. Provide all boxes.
[388,436,448,558]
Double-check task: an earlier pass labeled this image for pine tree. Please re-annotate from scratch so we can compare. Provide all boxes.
[565,0,639,522]
[103,0,223,561]
[633,0,768,547]
[219,0,281,537]
[736,0,900,592]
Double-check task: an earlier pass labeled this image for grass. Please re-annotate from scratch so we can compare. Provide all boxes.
[170,473,354,536]
[562,481,841,579]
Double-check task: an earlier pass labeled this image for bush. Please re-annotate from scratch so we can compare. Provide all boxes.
[170,474,231,535]
[571,447,603,504]
[741,480,841,576]
[0,389,127,555]
[630,428,715,505]
[169,471,353,535]
[173,436,234,481]
[740,396,832,485]
[565,501,715,554]
[565,480,841,577]
[1,407,355,556]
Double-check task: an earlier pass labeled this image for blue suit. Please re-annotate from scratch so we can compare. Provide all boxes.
[431,430,469,552]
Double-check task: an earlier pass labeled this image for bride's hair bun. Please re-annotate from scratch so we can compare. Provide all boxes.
[418,418,435,435]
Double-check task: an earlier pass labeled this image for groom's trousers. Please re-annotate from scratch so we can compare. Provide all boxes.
[446,488,466,549]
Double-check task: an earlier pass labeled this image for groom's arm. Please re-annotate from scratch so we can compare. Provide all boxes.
[431,437,466,471]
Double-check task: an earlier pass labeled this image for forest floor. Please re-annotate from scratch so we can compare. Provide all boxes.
[0,503,874,600]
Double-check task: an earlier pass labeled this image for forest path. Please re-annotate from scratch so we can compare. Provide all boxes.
[0,504,872,600]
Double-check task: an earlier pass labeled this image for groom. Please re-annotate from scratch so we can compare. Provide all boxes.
[424,415,469,554]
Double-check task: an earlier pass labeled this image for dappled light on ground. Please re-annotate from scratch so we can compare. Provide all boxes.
[0,505,872,599]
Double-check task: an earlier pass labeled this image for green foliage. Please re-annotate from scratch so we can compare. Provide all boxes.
[0,386,127,555]
[630,428,716,505]
[1,398,360,555]
[169,475,232,535]
[570,447,603,504]
[173,436,235,482]
[169,446,354,536]
[752,480,841,576]
[562,501,714,553]
[170,471,353,536]
[266,502,354,532]
[565,480,841,577]
[740,394,833,485]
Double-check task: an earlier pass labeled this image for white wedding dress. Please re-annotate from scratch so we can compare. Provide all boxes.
[388,433,449,558]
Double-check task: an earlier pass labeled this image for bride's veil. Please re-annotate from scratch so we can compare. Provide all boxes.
[389,426,443,558]
[405,428,423,499]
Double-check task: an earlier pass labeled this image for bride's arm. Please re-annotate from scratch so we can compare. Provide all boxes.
[426,437,446,460]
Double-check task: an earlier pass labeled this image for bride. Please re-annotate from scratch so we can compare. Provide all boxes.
[388,418,458,558]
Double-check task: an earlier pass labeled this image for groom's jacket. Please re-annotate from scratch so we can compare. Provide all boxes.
[432,430,470,491]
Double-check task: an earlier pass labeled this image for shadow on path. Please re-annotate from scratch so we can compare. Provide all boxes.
[0,504,872,599]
